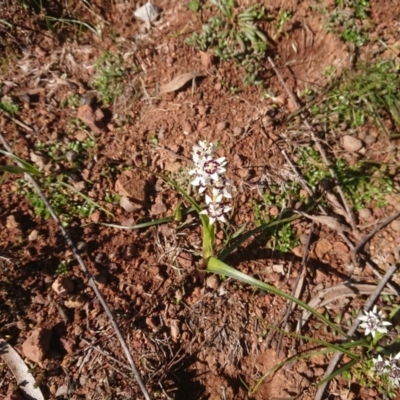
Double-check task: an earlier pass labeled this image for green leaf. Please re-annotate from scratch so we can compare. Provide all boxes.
[206,256,349,338]
[0,150,41,175]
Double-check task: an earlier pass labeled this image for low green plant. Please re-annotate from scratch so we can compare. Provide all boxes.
[326,0,370,46]
[91,51,128,104]
[103,140,399,395]
[0,95,18,115]
[60,93,81,109]
[56,259,71,275]
[1,144,111,226]
[296,146,397,210]
[312,60,400,138]
[186,0,268,85]
[252,183,301,252]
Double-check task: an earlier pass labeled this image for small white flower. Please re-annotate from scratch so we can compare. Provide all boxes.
[202,157,227,181]
[212,177,233,199]
[200,194,231,225]
[371,355,387,374]
[189,167,210,191]
[386,352,400,386]
[192,141,217,164]
[358,305,392,338]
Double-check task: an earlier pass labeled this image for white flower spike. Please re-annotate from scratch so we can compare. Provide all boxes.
[358,305,392,338]
[200,194,231,225]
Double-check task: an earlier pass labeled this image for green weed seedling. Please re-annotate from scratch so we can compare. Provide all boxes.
[91,51,128,105]
[186,0,269,85]
[0,95,18,115]
[296,146,396,210]
[312,60,400,138]
[252,183,301,252]
[2,139,111,226]
[326,0,370,47]
[56,259,71,275]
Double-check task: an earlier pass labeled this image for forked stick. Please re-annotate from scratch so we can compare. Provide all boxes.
[0,133,152,400]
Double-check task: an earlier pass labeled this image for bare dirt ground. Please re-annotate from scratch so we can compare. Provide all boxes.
[1,0,400,399]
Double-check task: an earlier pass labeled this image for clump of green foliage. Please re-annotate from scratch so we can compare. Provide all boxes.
[0,95,18,115]
[327,0,371,46]
[296,147,396,210]
[91,51,128,104]
[253,183,301,252]
[310,60,400,138]
[186,0,268,85]
[15,138,109,225]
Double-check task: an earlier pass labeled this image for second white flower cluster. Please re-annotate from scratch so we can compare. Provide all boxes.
[189,141,233,224]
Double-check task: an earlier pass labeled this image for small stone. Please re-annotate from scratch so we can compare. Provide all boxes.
[22,328,51,363]
[90,211,100,223]
[358,208,372,220]
[315,238,333,259]
[120,196,137,212]
[76,241,88,252]
[134,2,160,23]
[390,220,400,233]
[170,319,180,340]
[6,215,21,230]
[52,277,74,296]
[299,234,309,245]
[75,131,88,142]
[216,121,228,131]
[65,150,78,163]
[30,151,47,168]
[214,82,222,91]
[333,241,349,254]
[341,135,363,152]
[206,275,219,289]
[313,367,325,377]
[181,121,192,134]
[198,121,208,130]
[364,135,377,145]
[151,202,166,216]
[233,127,244,136]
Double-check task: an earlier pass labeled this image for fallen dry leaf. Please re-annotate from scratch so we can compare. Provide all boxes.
[160,72,206,94]
[298,212,351,233]
[0,339,45,400]
[298,283,392,330]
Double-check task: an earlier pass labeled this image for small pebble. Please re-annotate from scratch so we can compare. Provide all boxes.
[364,135,377,145]
[233,127,244,136]
[216,121,228,131]
[390,220,400,233]
[77,242,88,252]
[66,150,78,163]
[358,208,372,219]
[206,275,219,289]
[341,135,363,152]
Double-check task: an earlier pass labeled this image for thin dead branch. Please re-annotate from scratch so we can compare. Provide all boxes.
[0,132,152,400]
[352,209,400,266]
[276,222,314,353]
[314,261,399,400]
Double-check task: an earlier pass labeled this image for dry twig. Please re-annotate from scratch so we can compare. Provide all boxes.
[0,132,152,400]
[314,261,399,400]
